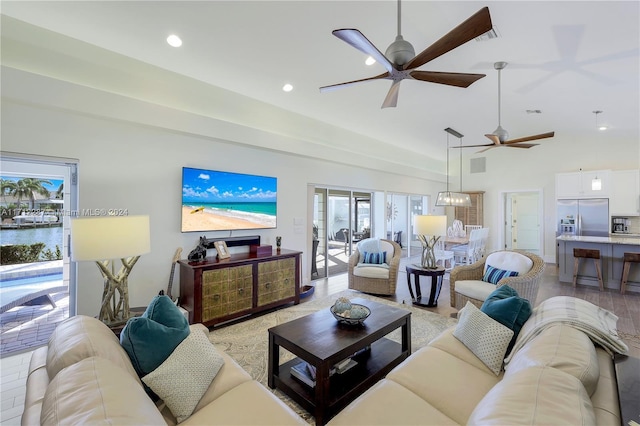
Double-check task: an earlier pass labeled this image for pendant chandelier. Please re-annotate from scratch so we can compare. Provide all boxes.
[435,127,472,207]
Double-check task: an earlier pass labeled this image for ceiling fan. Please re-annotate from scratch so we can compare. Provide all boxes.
[319,2,493,108]
[454,61,555,153]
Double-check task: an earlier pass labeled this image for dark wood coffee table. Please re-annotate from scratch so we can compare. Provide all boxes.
[268,298,411,425]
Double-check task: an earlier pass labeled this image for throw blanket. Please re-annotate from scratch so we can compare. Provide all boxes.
[504,296,629,364]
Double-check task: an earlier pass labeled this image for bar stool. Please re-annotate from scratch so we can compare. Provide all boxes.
[621,252,640,294]
[573,248,604,291]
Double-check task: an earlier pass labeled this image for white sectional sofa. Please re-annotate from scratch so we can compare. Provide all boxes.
[329,297,625,425]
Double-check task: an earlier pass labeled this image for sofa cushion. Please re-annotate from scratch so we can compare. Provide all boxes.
[46,315,140,383]
[428,327,501,377]
[591,348,622,425]
[142,326,225,422]
[453,302,514,375]
[482,265,519,284]
[353,265,390,279]
[483,251,533,275]
[506,324,600,396]
[180,381,308,425]
[120,295,190,377]
[386,345,501,424]
[467,366,596,425]
[480,285,532,352]
[454,280,500,304]
[326,380,458,426]
[41,357,165,425]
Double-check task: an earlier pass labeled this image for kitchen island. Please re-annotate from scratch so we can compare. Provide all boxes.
[557,235,640,293]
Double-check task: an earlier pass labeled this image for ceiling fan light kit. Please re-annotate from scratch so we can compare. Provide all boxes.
[593,110,607,130]
[320,1,493,108]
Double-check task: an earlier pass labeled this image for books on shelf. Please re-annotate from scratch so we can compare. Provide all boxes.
[334,358,358,374]
[291,362,316,388]
[290,358,359,388]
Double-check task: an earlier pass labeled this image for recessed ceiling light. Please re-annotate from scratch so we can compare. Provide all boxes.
[166,34,182,47]
[282,83,293,92]
[365,56,376,66]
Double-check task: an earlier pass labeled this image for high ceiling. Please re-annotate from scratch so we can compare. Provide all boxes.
[2,1,639,164]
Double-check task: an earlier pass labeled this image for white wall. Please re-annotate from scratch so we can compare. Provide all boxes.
[1,72,445,316]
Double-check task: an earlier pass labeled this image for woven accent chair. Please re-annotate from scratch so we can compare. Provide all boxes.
[348,239,401,296]
[450,250,545,310]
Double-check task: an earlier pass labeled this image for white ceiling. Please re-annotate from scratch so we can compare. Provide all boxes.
[2,1,639,163]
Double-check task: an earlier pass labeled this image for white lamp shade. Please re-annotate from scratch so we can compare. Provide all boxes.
[71,215,151,261]
[413,215,447,237]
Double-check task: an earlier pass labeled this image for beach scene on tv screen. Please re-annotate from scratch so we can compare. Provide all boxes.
[182,168,277,232]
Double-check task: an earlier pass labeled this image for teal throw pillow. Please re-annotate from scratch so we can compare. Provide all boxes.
[480,286,532,353]
[363,251,386,265]
[482,265,519,284]
[120,295,190,378]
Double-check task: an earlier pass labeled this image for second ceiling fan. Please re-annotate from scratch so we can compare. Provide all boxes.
[319,2,494,108]
[455,61,555,153]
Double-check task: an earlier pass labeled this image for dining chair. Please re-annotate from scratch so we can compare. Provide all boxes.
[434,239,455,271]
[452,229,483,265]
[464,225,482,234]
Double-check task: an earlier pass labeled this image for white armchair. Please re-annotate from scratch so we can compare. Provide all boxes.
[450,250,545,310]
[348,239,401,295]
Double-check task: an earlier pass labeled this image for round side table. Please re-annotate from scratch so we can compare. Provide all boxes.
[405,265,445,307]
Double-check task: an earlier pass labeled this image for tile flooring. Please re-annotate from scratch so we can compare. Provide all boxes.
[1,259,639,424]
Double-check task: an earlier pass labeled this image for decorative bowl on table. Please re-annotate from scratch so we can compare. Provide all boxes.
[330,300,371,326]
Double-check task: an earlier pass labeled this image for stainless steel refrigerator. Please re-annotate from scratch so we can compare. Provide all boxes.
[557,198,609,237]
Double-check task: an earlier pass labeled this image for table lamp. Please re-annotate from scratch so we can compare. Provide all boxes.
[71,215,150,326]
[414,215,447,269]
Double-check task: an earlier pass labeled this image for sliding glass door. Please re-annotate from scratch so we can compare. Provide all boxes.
[312,188,371,279]
[386,193,430,259]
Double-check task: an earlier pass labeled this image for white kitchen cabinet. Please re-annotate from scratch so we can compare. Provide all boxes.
[610,169,640,216]
[556,170,610,199]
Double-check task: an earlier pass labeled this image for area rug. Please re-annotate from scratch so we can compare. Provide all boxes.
[207,289,457,423]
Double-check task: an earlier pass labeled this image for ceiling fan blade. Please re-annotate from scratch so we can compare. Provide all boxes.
[320,72,390,93]
[477,146,497,154]
[403,7,492,70]
[451,143,494,148]
[381,80,402,108]
[504,132,555,144]
[505,143,539,149]
[484,134,501,145]
[410,71,485,88]
[332,29,395,74]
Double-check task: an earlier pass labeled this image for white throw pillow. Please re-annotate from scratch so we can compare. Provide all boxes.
[357,238,381,263]
[483,251,533,275]
[142,329,225,422]
[453,301,514,375]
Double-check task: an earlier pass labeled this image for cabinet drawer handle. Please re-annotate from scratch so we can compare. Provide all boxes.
[265,283,271,289]
[214,294,220,301]
[238,288,244,294]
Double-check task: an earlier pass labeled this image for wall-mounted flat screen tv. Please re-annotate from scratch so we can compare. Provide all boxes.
[181,167,277,232]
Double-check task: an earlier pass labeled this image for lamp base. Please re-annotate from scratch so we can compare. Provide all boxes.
[95,256,140,326]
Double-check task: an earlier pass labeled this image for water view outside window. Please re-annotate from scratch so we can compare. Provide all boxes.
[1,175,66,356]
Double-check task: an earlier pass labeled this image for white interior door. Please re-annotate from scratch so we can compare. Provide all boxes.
[513,193,540,253]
